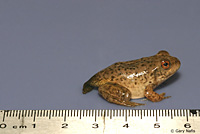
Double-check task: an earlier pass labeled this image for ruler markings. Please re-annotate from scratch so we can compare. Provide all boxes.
[21,110,24,118]
[67,110,69,117]
[18,110,21,119]
[80,110,82,119]
[125,110,127,122]
[83,110,85,117]
[24,110,27,117]
[15,110,18,117]
[55,110,58,117]
[9,110,12,117]
[105,110,107,117]
[153,109,155,117]
[53,110,55,117]
[43,110,45,117]
[5,111,8,118]
[40,110,42,117]
[1,110,199,133]
[177,109,179,116]
[180,109,182,117]
[30,110,33,118]
[0,109,200,134]
[62,110,64,117]
[74,110,76,117]
[36,110,39,117]
[35,110,38,117]
[55,110,57,117]
[46,110,48,117]
[146,110,148,117]
[174,109,176,117]
[2,111,6,122]
[170,109,173,119]
[186,110,189,122]
[58,110,61,117]
[29,110,31,117]
[94,110,96,122]
[70,110,72,117]
[64,110,67,121]
[33,110,36,122]
[49,110,51,120]
[85,110,87,117]
[199,110,200,117]
[156,110,158,121]
[149,110,151,117]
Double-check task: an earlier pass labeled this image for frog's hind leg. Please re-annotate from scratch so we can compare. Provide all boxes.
[83,81,94,94]
[98,83,145,107]
[144,85,171,102]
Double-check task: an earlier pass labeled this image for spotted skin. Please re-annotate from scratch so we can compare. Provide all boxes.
[83,50,181,107]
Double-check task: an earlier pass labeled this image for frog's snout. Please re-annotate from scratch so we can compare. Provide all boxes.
[175,58,181,65]
[172,57,181,70]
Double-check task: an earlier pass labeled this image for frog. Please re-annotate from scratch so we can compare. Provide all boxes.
[82,50,181,107]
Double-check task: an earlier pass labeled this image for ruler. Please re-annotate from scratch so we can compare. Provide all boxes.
[0,109,199,134]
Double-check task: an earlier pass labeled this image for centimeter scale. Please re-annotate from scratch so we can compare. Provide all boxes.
[0,109,199,134]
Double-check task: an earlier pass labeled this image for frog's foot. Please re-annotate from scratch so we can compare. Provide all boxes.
[83,81,94,94]
[98,83,145,107]
[144,86,171,102]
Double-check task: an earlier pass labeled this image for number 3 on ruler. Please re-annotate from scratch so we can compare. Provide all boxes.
[92,123,99,128]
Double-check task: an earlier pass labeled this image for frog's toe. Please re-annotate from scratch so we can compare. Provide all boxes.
[160,93,166,96]
[124,101,145,107]
[160,93,171,99]
[163,95,171,99]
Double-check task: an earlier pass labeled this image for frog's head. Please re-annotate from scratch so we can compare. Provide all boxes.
[153,50,181,84]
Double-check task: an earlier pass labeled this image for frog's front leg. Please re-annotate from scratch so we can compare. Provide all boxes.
[144,85,171,102]
[98,83,145,107]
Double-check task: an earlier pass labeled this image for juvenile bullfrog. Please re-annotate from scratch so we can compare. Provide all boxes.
[83,50,181,107]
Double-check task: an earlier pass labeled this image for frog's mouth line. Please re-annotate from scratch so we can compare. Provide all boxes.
[161,73,174,82]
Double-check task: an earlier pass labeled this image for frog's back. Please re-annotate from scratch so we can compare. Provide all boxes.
[83,57,153,96]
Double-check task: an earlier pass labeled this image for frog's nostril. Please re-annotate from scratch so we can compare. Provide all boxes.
[174,58,180,64]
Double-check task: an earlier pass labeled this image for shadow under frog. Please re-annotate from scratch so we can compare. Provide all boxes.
[83,50,181,107]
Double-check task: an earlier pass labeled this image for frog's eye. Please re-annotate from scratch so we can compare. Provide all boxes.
[161,60,170,69]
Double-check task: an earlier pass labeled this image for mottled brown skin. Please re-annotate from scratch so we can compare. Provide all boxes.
[83,50,181,107]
